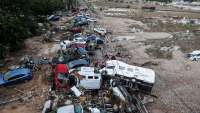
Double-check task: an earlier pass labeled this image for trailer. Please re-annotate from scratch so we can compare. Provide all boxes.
[100,60,155,93]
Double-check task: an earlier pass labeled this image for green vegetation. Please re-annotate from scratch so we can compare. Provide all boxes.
[0,0,66,59]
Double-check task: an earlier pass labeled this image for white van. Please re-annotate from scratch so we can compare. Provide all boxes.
[77,67,102,89]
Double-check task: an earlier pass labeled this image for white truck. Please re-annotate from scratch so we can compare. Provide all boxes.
[100,60,155,93]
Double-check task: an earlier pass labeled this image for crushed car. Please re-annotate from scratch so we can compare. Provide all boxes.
[186,50,200,61]
[47,15,60,21]
[73,16,89,26]
[51,64,69,90]
[112,86,138,113]
[94,27,107,36]
[67,59,90,69]
[60,40,71,50]
[69,27,82,34]
[86,35,104,45]
[0,68,32,86]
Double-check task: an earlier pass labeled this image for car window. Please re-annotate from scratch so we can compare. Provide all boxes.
[68,62,74,69]
[8,74,24,81]
[127,68,133,72]
[119,66,125,70]
[82,76,86,79]
[88,76,93,79]
[94,69,100,73]
[94,76,99,79]
[107,66,115,69]
[58,73,67,81]
[4,72,12,81]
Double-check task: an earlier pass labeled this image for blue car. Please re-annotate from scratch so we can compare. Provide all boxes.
[0,68,32,86]
[47,15,60,21]
[74,17,89,26]
[86,35,104,45]
[77,47,87,56]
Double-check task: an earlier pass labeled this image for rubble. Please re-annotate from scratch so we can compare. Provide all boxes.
[70,86,81,97]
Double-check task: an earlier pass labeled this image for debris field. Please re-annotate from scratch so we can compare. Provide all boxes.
[1,0,200,113]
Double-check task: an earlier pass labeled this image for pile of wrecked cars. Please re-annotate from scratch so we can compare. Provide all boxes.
[0,5,157,113]
[42,10,156,113]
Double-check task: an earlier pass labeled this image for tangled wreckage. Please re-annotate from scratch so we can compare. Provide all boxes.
[0,3,157,113]
[101,60,155,93]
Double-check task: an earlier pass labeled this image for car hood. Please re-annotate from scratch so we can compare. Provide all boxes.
[0,73,5,85]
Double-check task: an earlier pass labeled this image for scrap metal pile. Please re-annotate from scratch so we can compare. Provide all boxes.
[41,6,156,113]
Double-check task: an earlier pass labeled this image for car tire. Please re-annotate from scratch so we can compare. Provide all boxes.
[128,81,134,88]
[111,80,117,87]
[102,71,107,76]
[193,58,197,61]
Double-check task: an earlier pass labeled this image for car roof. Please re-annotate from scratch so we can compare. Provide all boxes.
[77,47,87,54]
[56,64,69,73]
[190,50,200,54]
[69,59,88,64]
[5,68,31,78]
[68,59,88,68]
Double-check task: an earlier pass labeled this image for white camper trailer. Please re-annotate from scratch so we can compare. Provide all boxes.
[100,60,155,93]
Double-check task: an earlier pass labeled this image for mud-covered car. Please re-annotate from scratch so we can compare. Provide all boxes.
[0,68,32,86]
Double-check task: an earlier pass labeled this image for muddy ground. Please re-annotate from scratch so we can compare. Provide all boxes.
[94,1,200,113]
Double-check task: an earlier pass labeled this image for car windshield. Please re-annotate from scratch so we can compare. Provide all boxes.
[107,66,115,69]
[3,72,12,81]
[68,62,75,69]
[78,39,84,42]
[58,73,68,81]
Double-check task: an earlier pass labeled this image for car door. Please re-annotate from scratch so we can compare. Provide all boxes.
[7,74,25,85]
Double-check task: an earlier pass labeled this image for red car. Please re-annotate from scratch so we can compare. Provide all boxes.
[71,43,86,49]
[69,27,82,34]
[51,64,69,91]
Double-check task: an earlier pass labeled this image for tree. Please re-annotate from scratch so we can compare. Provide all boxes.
[0,0,65,59]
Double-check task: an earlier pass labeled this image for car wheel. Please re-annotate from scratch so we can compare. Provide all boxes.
[111,80,117,87]
[102,71,107,76]
[193,58,197,61]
